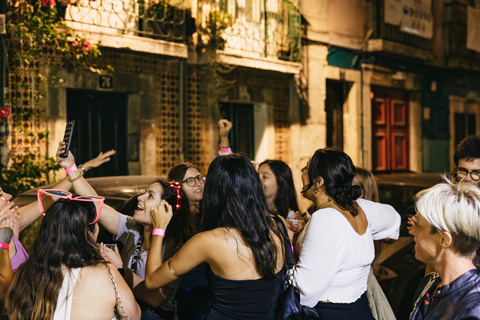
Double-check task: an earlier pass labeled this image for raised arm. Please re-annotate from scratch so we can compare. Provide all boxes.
[145,201,207,290]
[17,148,117,234]
[218,119,233,155]
[56,142,121,236]
[0,206,15,299]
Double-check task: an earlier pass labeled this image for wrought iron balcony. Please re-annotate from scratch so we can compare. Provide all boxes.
[63,0,189,42]
[199,0,301,63]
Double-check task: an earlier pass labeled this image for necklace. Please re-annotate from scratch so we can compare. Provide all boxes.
[316,199,332,210]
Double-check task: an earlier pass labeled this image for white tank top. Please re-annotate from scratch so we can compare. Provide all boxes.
[53,268,81,320]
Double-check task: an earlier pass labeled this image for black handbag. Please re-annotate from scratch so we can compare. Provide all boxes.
[274,218,319,320]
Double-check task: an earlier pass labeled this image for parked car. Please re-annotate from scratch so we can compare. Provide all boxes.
[374,172,445,320]
[14,175,166,250]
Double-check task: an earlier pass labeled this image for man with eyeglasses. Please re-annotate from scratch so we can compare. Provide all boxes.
[408,135,480,237]
[452,135,480,185]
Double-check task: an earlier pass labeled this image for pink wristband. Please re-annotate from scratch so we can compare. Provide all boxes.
[65,164,77,175]
[220,146,230,153]
[152,228,165,237]
[0,243,9,250]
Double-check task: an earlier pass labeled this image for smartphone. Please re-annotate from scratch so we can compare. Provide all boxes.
[104,243,116,251]
[60,120,75,158]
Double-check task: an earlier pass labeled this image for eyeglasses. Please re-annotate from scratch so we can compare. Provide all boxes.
[37,189,104,224]
[169,181,181,211]
[456,168,480,181]
[182,175,206,187]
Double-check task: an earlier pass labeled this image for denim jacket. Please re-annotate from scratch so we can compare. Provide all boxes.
[410,269,480,320]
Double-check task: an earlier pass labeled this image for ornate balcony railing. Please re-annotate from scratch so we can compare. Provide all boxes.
[201,0,301,62]
[63,0,188,42]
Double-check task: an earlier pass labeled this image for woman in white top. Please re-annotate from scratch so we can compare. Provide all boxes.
[295,148,400,319]
[5,195,140,320]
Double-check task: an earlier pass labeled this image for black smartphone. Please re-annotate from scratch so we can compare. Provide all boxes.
[60,120,75,158]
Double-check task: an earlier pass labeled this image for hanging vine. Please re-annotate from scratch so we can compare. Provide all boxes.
[1,0,108,195]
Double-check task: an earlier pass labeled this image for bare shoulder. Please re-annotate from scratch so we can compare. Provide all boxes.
[71,264,117,320]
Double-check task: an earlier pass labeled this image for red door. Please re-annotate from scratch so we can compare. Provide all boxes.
[372,88,409,172]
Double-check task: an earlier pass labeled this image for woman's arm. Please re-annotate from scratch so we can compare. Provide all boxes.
[108,264,142,320]
[102,244,172,308]
[145,201,208,290]
[56,142,120,236]
[0,206,15,299]
[17,148,116,234]
[218,119,233,155]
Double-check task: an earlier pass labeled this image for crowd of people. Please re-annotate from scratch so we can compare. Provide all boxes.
[0,121,479,320]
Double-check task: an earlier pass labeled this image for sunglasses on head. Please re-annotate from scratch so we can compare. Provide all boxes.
[37,189,104,224]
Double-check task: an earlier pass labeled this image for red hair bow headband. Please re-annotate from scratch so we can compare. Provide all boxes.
[169,181,181,211]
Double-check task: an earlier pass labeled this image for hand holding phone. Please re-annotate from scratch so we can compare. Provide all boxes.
[60,120,75,158]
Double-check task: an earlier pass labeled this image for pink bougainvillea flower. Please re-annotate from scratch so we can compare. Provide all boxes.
[41,0,49,6]
[72,40,79,46]
[83,41,91,48]
[0,108,10,117]
[81,46,88,51]
[50,0,56,7]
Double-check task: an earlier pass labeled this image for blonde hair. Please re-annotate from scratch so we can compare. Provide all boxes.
[415,178,480,256]
[352,167,379,202]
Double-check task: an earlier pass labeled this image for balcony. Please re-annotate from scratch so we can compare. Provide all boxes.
[63,0,190,57]
[198,0,301,67]
[367,0,433,61]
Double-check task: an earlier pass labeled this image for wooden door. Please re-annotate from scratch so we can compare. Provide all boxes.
[372,88,409,172]
[67,89,128,177]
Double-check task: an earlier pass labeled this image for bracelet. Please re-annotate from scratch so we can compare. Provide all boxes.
[219,146,231,153]
[67,170,84,183]
[168,258,180,278]
[78,164,86,173]
[117,267,126,277]
[65,163,77,175]
[0,243,9,250]
[152,228,165,237]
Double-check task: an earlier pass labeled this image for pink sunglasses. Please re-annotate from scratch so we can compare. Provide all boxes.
[37,189,104,224]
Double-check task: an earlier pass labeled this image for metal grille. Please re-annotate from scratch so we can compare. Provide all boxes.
[203,0,301,62]
[64,0,188,41]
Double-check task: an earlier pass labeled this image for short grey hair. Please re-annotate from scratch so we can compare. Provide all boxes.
[415,178,480,256]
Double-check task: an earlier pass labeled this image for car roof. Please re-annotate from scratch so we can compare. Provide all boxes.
[374,172,445,189]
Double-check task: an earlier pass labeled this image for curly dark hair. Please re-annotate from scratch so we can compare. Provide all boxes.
[259,159,299,218]
[6,199,103,320]
[201,154,283,279]
[454,135,480,166]
[307,148,362,216]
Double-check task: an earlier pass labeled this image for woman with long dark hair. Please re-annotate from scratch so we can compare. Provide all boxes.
[56,143,196,319]
[258,159,299,218]
[145,154,285,319]
[5,198,140,319]
[258,159,304,239]
[295,148,400,319]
